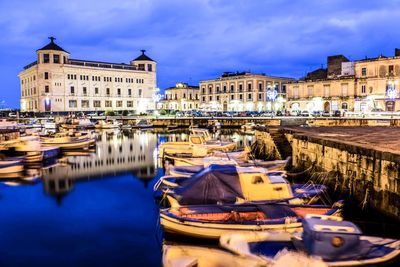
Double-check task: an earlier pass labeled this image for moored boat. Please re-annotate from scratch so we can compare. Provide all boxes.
[220,215,400,266]
[160,203,342,239]
[0,159,24,174]
[95,120,120,129]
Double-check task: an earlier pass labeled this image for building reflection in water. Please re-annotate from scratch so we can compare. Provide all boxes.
[42,130,159,201]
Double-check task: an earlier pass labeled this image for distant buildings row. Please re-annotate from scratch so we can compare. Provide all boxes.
[19,38,400,113]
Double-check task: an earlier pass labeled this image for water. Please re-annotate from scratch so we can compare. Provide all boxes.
[0,129,254,267]
[0,129,398,266]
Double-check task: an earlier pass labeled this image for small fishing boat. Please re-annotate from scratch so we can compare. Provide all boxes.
[132,119,153,129]
[95,120,120,129]
[154,165,326,206]
[160,202,342,239]
[0,119,18,130]
[163,244,266,267]
[41,134,92,150]
[61,118,95,130]
[0,159,24,174]
[241,122,257,132]
[220,215,400,266]
[159,134,237,158]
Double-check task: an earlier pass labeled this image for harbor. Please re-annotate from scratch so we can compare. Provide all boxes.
[0,121,399,266]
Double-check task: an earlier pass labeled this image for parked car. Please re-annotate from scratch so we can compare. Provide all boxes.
[289,110,300,116]
[275,110,283,116]
[301,110,310,117]
[261,111,274,117]
[333,110,341,117]
[312,111,322,117]
[322,111,331,117]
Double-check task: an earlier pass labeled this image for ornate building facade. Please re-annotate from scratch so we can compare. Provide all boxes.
[286,50,400,113]
[199,72,293,112]
[19,37,157,113]
[157,82,199,111]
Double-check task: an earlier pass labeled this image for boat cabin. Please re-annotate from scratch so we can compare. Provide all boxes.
[302,216,362,261]
[237,168,293,201]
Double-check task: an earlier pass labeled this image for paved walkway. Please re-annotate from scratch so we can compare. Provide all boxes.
[285,126,400,156]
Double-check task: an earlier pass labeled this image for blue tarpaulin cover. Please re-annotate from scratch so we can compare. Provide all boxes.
[173,164,243,205]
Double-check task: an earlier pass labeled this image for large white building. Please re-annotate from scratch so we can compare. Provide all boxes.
[19,37,157,113]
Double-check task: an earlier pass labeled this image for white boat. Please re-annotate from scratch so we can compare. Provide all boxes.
[220,215,400,267]
[154,165,327,207]
[61,118,95,129]
[42,120,57,129]
[0,119,18,130]
[95,120,120,129]
[132,119,153,129]
[241,122,257,132]
[14,136,59,162]
[160,203,342,239]
[0,160,24,174]
[159,133,237,158]
[41,133,92,150]
[163,244,266,267]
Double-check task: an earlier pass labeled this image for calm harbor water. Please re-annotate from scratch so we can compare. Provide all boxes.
[0,129,398,266]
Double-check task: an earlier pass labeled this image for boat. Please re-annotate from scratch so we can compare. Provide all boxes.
[61,118,95,130]
[163,244,266,267]
[95,120,120,129]
[167,124,179,131]
[154,164,327,206]
[220,215,400,266]
[132,119,153,129]
[241,122,257,132]
[0,119,18,130]
[159,133,237,159]
[121,124,132,130]
[14,137,60,162]
[0,159,24,174]
[41,134,92,150]
[207,119,221,132]
[160,202,342,239]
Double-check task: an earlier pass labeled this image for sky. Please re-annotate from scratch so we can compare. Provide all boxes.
[1,0,400,108]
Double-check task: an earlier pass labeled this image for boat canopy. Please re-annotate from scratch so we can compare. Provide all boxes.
[173,164,243,205]
[172,165,293,205]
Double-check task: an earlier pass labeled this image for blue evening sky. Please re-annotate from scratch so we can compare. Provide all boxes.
[1,0,400,108]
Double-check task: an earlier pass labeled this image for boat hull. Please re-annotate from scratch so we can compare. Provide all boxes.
[0,161,24,174]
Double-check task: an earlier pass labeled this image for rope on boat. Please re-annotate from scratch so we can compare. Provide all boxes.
[361,187,370,210]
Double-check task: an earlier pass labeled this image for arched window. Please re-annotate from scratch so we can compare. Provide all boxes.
[341,102,348,110]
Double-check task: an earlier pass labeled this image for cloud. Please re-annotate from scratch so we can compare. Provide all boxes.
[1,0,400,107]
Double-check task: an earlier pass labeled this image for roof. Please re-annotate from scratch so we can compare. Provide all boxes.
[37,37,68,53]
[133,50,155,62]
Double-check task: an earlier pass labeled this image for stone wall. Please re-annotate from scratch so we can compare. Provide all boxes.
[289,133,400,218]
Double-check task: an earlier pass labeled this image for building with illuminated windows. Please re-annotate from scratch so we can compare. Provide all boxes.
[19,37,157,113]
[199,72,293,112]
[286,50,400,113]
[158,82,199,111]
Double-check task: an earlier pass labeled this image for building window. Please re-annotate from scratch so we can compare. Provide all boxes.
[389,65,394,74]
[148,64,152,72]
[127,101,133,107]
[258,83,263,91]
[117,88,121,96]
[138,64,145,70]
[202,87,205,94]
[307,86,313,97]
[45,85,49,93]
[83,87,87,95]
[248,93,252,100]
[116,101,123,107]
[202,96,206,102]
[216,96,220,101]
[183,93,186,98]
[258,93,262,100]
[361,84,366,94]
[239,94,243,100]
[69,100,77,108]
[106,88,110,95]
[43,54,49,63]
[341,84,348,96]
[361,67,367,76]
[44,72,49,80]
[105,100,112,107]
[95,87,99,94]
[342,102,348,110]
[128,89,132,96]
[230,85,234,92]
[231,95,234,100]
[81,100,89,108]
[209,96,212,101]
[53,54,60,64]
[248,83,252,91]
[323,85,330,97]
[216,86,220,93]
[209,87,212,94]
[239,84,243,92]
[70,86,75,94]
[93,100,101,107]
[139,89,142,97]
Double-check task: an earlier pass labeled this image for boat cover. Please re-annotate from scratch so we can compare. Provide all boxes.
[173,164,243,205]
